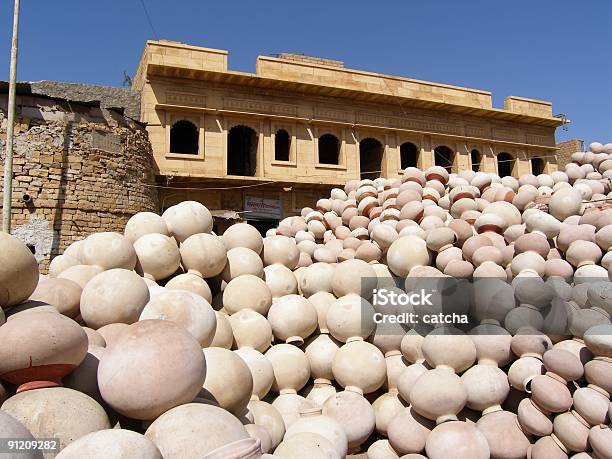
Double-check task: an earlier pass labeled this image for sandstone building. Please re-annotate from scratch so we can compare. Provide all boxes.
[133,40,564,231]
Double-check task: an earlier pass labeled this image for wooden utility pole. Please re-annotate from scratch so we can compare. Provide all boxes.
[2,0,21,232]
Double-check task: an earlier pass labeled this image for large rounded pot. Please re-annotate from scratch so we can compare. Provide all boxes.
[78,232,137,270]
[133,233,181,281]
[425,421,490,459]
[56,429,162,459]
[0,233,39,308]
[223,274,273,316]
[162,201,213,242]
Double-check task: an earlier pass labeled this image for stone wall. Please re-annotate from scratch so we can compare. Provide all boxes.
[556,138,584,169]
[0,91,159,271]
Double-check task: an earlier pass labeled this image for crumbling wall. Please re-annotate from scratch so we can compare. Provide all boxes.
[0,94,159,271]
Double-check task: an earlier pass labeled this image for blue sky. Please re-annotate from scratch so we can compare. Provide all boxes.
[1,1,610,144]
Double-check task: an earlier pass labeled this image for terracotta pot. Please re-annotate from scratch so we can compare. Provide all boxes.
[589,425,612,459]
[48,253,80,278]
[584,357,612,396]
[476,409,530,459]
[97,320,207,420]
[223,274,273,316]
[330,259,377,299]
[229,309,272,352]
[387,235,431,277]
[387,406,433,455]
[223,223,264,254]
[321,388,375,450]
[263,264,298,298]
[326,294,376,342]
[210,311,234,349]
[202,437,262,459]
[57,264,103,289]
[572,386,610,426]
[285,406,348,457]
[262,236,299,269]
[410,368,467,423]
[274,432,340,459]
[265,344,310,394]
[144,403,249,459]
[553,410,590,453]
[161,201,213,242]
[201,347,253,415]
[82,327,106,347]
[332,339,386,394]
[584,323,612,357]
[222,247,264,282]
[267,294,318,345]
[367,439,401,459]
[530,435,568,459]
[304,333,341,384]
[517,397,553,436]
[425,421,490,459]
[124,211,169,243]
[507,356,544,391]
[397,362,429,404]
[63,345,105,404]
[549,187,583,221]
[304,379,337,406]
[2,387,110,454]
[421,328,476,373]
[247,399,286,449]
[78,232,137,271]
[0,311,88,392]
[55,428,162,459]
[134,233,181,281]
[461,364,509,413]
[28,277,81,318]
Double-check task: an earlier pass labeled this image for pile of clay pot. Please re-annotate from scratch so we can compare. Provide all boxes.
[2,142,612,459]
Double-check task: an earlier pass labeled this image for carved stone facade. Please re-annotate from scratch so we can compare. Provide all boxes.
[134,40,563,222]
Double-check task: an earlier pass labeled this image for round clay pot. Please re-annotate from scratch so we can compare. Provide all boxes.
[549,187,583,221]
[180,233,228,278]
[461,364,509,413]
[144,403,249,459]
[332,339,386,394]
[0,234,42,309]
[0,311,88,392]
[96,322,129,348]
[28,277,81,318]
[80,268,150,329]
[425,421,490,459]
[553,410,590,453]
[517,397,553,436]
[308,291,336,334]
[56,428,162,459]
[387,235,431,277]
[166,272,213,302]
[79,232,137,271]
[222,247,264,282]
[201,347,253,415]
[589,424,612,459]
[267,294,318,345]
[2,387,110,454]
[264,264,298,298]
[274,432,340,459]
[476,409,530,459]
[133,233,181,281]
[372,388,406,436]
[124,211,169,243]
[530,435,568,459]
[161,201,213,242]
[528,374,572,414]
[210,311,233,349]
[304,380,337,406]
[229,309,272,352]
[387,406,433,455]
[265,344,310,394]
[331,259,377,299]
[247,399,286,449]
[48,254,80,278]
[410,368,467,423]
[322,388,376,449]
[97,320,206,420]
[304,333,341,384]
[223,274,273,316]
[140,288,217,347]
[421,328,476,373]
[326,294,376,342]
[572,386,610,426]
[222,223,264,254]
[507,356,544,391]
[262,236,299,269]
[584,323,612,358]
[367,439,401,459]
[63,345,105,404]
[285,407,348,458]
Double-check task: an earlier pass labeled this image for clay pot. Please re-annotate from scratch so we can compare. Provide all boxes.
[530,435,568,459]
[332,339,386,394]
[0,311,88,392]
[322,388,376,449]
[0,234,41,309]
[210,311,234,349]
[48,254,80,277]
[476,410,530,459]
[181,233,228,278]
[285,407,348,457]
[201,347,253,415]
[229,309,273,352]
[553,410,591,453]
[304,333,341,384]
[461,364,509,413]
[78,232,137,270]
[326,294,376,342]
[549,187,583,221]
[572,386,610,426]
[308,291,336,334]
[144,403,249,459]
[584,323,612,357]
[133,233,181,281]
[566,240,602,267]
[517,397,553,436]
[274,432,340,459]
[425,421,490,459]
[97,320,206,420]
[124,211,169,243]
[507,356,544,391]
[367,439,401,459]
[589,425,612,459]
[262,236,299,269]
[166,272,213,302]
[511,331,553,360]
[222,223,264,253]
[55,429,162,459]
[2,387,110,454]
[410,368,467,423]
[247,399,286,449]
[264,264,298,298]
[161,201,213,242]
[304,379,337,406]
[140,289,217,347]
[222,247,264,282]
[80,268,150,329]
[96,322,129,348]
[331,259,377,299]
[223,274,273,316]
[0,410,41,459]
[421,328,476,373]
[387,235,431,277]
[267,294,318,345]
[387,406,433,455]
[28,277,81,318]
[265,344,310,394]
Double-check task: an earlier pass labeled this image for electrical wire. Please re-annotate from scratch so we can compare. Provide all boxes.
[138,0,159,40]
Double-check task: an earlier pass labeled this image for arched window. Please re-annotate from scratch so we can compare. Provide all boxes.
[434,146,455,173]
[531,157,545,175]
[400,142,419,169]
[170,120,198,154]
[471,149,482,172]
[497,152,515,178]
[228,125,257,176]
[360,137,383,180]
[275,129,290,161]
[318,134,340,165]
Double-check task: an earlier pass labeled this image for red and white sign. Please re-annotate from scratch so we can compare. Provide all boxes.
[244,196,282,219]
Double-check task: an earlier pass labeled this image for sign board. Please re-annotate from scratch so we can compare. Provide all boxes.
[244,196,282,219]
